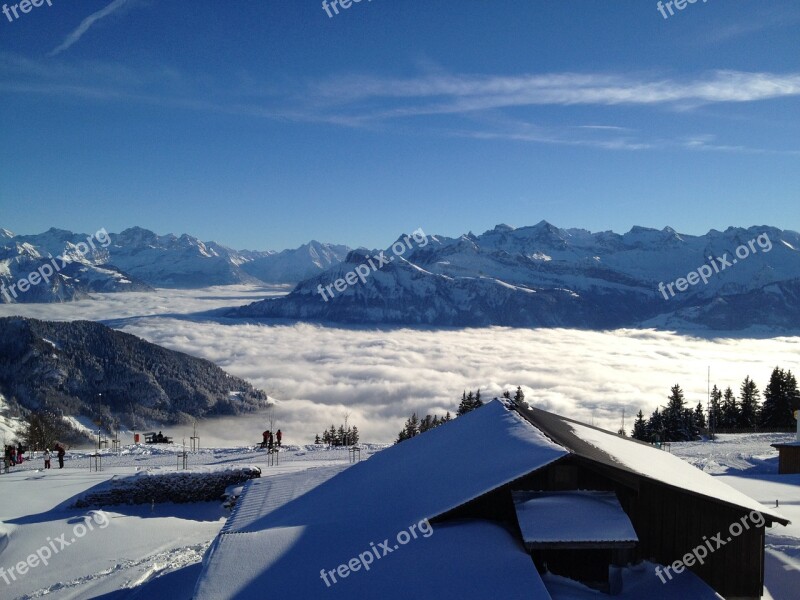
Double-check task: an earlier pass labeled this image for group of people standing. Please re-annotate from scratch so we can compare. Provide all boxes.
[4,443,25,467]
[261,429,282,450]
[3,443,65,471]
[44,444,66,469]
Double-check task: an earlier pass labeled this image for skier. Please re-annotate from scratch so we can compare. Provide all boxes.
[267,431,274,452]
[262,430,269,449]
[43,448,51,469]
[276,429,282,447]
[16,442,24,464]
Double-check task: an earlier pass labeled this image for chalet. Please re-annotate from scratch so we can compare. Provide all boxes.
[193,399,788,600]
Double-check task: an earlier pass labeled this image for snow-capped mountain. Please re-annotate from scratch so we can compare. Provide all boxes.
[104,228,351,287]
[1,227,352,300]
[1,230,151,304]
[240,240,351,283]
[103,227,262,288]
[234,222,800,330]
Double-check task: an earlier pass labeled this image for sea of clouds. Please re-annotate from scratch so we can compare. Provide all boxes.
[1,286,798,445]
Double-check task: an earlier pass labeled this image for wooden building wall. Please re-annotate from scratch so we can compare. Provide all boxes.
[435,455,767,599]
[775,445,800,474]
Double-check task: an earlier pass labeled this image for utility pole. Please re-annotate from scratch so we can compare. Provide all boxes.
[707,366,715,441]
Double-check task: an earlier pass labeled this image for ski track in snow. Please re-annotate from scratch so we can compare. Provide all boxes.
[15,542,210,599]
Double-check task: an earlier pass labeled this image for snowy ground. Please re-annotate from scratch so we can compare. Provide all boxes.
[671,433,800,600]
[0,435,797,599]
[0,445,377,600]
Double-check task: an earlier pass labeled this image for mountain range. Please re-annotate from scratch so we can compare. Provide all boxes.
[0,226,351,303]
[0,317,269,429]
[234,222,800,331]
[4,222,799,331]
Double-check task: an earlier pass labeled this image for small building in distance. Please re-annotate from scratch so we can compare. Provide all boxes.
[771,411,800,474]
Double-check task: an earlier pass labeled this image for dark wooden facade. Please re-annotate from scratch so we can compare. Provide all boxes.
[771,443,800,474]
[436,454,772,599]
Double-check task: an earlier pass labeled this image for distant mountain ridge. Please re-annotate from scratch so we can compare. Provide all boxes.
[0,317,269,427]
[0,226,352,302]
[234,222,800,331]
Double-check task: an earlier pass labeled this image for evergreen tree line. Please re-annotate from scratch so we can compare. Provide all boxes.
[314,424,360,447]
[396,387,526,443]
[632,367,799,443]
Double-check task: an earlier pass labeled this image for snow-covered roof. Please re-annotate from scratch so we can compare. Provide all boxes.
[222,465,347,534]
[516,404,789,525]
[513,491,638,547]
[194,400,567,599]
[199,519,553,600]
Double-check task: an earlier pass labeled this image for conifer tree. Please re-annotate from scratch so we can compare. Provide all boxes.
[396,413,420,443]
[646,408,664,442]
[738,376,761,429]
[632,410,648,441]
[721,387,738,428]
[685,408,699,439]
[513,386,525,405]
[709,385,723,432]
[694,402,707,431]
[664,384,688,441]
[761,367,798,428]
[457,390,484,416]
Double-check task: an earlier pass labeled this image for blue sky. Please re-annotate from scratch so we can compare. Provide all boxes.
[1,0,799,250]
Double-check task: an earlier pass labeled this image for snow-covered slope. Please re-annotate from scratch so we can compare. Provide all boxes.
[102,227,263,288]
[236,222,800,330]
[0,230,152,304]
[240,240,351,283]
[2,226,351,294]
[0,391,23,443]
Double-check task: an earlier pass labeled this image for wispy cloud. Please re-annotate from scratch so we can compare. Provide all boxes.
[49,0,135,57]
[312,71,800,115]
[3,51,799,154]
